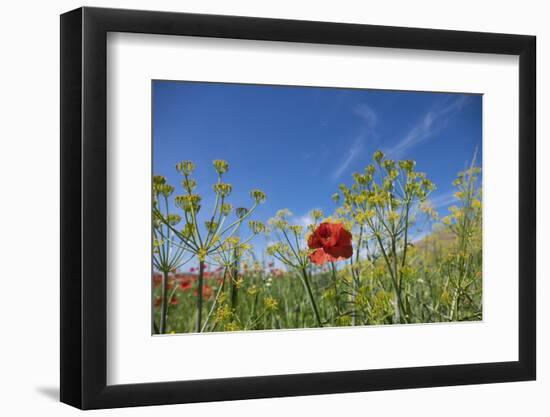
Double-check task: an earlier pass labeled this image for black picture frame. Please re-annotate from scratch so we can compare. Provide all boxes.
[60,6,536,410]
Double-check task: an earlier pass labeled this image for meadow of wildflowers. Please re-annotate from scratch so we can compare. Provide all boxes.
[152,150,482,334]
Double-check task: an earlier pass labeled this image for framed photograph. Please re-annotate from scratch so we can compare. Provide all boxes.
[60,6,536,409]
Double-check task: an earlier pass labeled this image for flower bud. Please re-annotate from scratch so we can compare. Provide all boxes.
[383,159,395,171]
[248,220,266,234]
[373,150,384,163]
[175,160,195,175]
[310,209,324,221]
[213,159,229,175]
[167,214,181,226]
[153,175,166,186]
[365,164,375,175]
[235,207,248,219]
[220,203,233,216]
[159,184,174,197]
[181,178,197,193]
[289,225,303,235]
[398,160,416,172]
[175,194,201,213]
[213,182,232,197]
[250,189,266,203]
[181,222,196,238]
[205,221,218,233]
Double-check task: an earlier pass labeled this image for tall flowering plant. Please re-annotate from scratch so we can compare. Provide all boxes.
[152,176,191,334]
[199,236,254,332]
[153,159,266,332]
[266,209,353,327]
[440,155,482,321]
[334,150,435,323]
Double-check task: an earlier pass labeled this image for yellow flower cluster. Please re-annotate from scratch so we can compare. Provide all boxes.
[224,321,241,331]
[263,296,279,312]
[214,304,233,323]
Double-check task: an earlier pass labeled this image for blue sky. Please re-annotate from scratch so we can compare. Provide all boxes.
[153,80,482,258]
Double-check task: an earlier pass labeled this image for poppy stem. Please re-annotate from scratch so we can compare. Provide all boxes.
[330,262,341,316]
[300,267,323,327]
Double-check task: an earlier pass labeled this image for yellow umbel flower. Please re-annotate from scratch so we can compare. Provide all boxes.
[224,321,241,332]
[387,211,399,222]
[214,304,233,323]
[263,296,279,312]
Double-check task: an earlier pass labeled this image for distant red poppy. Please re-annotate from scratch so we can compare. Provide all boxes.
[179,278,192,291]
[194,285,213,299]
[154,297,161,308]
[307,222,353,265]
[152,273,162,287]
[175,273,197,281]
[170,295,179,305]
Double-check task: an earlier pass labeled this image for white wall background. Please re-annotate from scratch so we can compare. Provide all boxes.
[0,0,546,415]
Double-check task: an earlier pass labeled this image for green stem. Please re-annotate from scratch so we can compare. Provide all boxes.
[300,267,323,327]
[330,262,341,316]
[201,268,227,332]
[160,270,169,334]
[391,237,406,324]
[196,261,205,332]
[230,250,239,309]
[371,230,407,323]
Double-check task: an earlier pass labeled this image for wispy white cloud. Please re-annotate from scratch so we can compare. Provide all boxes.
[386,96,468,159]
[293,207,325,228]
[294,213,313,228]
[331,135,364,181]
[353,102,378,127]
[330,102,379,182]
[429,191,456,208]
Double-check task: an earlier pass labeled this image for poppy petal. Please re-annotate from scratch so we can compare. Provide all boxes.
[307,232,323,249]
[309,248,334,265]
[320,223,340,247]
[336,227,352,247]
[325,244,353,259]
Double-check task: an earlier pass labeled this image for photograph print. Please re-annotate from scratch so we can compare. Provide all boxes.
[152,81,482,335]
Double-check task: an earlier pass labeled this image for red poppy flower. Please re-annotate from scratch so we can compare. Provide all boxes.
[179,278,192,291]
[194,284,213,299]
[152,273,162,287]
[169,295,179,305]
[307,222,353,265]
[154,297,161,308]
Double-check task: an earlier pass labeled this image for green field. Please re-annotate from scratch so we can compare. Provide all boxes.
[152,151,482,334]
